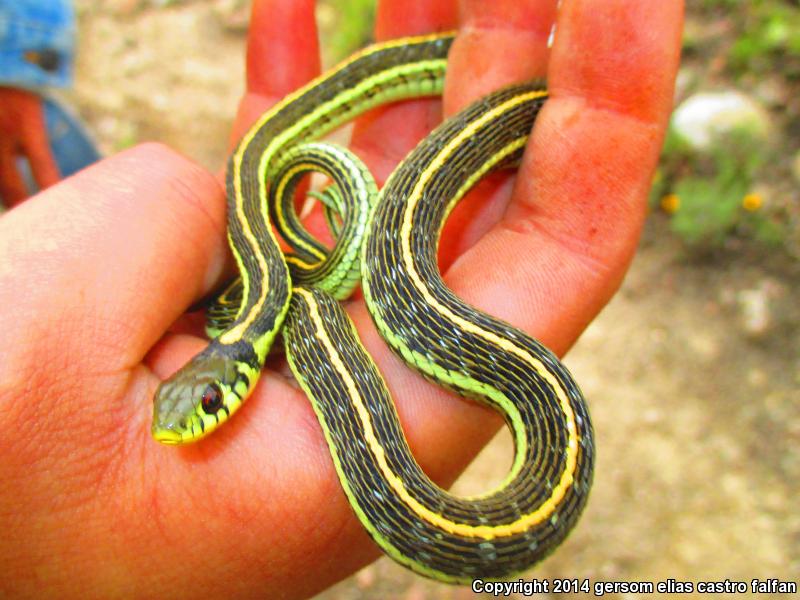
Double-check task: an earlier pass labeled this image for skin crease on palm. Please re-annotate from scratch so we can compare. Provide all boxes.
[0,0,682,598]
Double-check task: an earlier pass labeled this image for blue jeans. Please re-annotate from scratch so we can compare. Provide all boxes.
[0,0,75,90]
[1,1,98,186]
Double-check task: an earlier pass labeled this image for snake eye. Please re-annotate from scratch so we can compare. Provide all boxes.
[200,384,223,414]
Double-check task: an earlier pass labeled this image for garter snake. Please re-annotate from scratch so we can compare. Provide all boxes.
[152,31,594,583]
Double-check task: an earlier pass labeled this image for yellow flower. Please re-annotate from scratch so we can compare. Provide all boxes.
[660,194,681,214]
[742,193,763,212]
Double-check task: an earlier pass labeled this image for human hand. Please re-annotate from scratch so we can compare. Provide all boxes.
[0,0,682,598]
[0,87,60,207]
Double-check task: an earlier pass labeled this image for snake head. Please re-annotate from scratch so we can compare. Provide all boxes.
[151,346,258,444]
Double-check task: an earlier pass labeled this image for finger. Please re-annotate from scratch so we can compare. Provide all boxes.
[0,137,28,206]
[354,0,681,506]
[0,143,227,371]
[438,0,558,267]
[247,0,320,96]
[230,0,321,143]
[19,97,61,191]
[444,0,557,114]
[349,0,458,183]
[375,0,459,38]
[449,0,684,354]
[320,0,544,531]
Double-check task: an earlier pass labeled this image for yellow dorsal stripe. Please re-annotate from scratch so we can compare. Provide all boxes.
[396,90,580,530]
[300,287,568,539]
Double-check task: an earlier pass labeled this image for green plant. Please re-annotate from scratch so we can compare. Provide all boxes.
[693,0,800,76]
[653,127,783,247]
[323,0,376,62]
[731,3,800,73]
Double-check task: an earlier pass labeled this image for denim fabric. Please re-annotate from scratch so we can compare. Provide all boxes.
[0,0,75,89]
[44,96,100,175]
[17,96,101,191]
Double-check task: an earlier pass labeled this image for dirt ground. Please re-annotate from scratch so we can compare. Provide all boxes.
[69,2,798,598]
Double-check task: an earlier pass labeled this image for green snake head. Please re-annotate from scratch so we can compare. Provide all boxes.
[151,345,257,444]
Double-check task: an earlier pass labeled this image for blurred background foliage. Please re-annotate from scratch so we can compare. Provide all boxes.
[317,0,375,64]
[656,0,799,257]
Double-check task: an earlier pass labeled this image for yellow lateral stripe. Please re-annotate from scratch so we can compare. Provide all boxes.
[219,157,276,345]
[439,136,528,236]
[301,287,562,539]
[397,90,580,530]
[233,30,456,161]
[286,255,323,270]
[231,30,455,201]
[274,162,328,260]
[244,31,453,150]
[227,233,249,323]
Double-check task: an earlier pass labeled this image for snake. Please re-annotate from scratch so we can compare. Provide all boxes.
[151,31,594,583]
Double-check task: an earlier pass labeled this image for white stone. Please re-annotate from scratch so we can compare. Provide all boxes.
[671,91,771,150]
